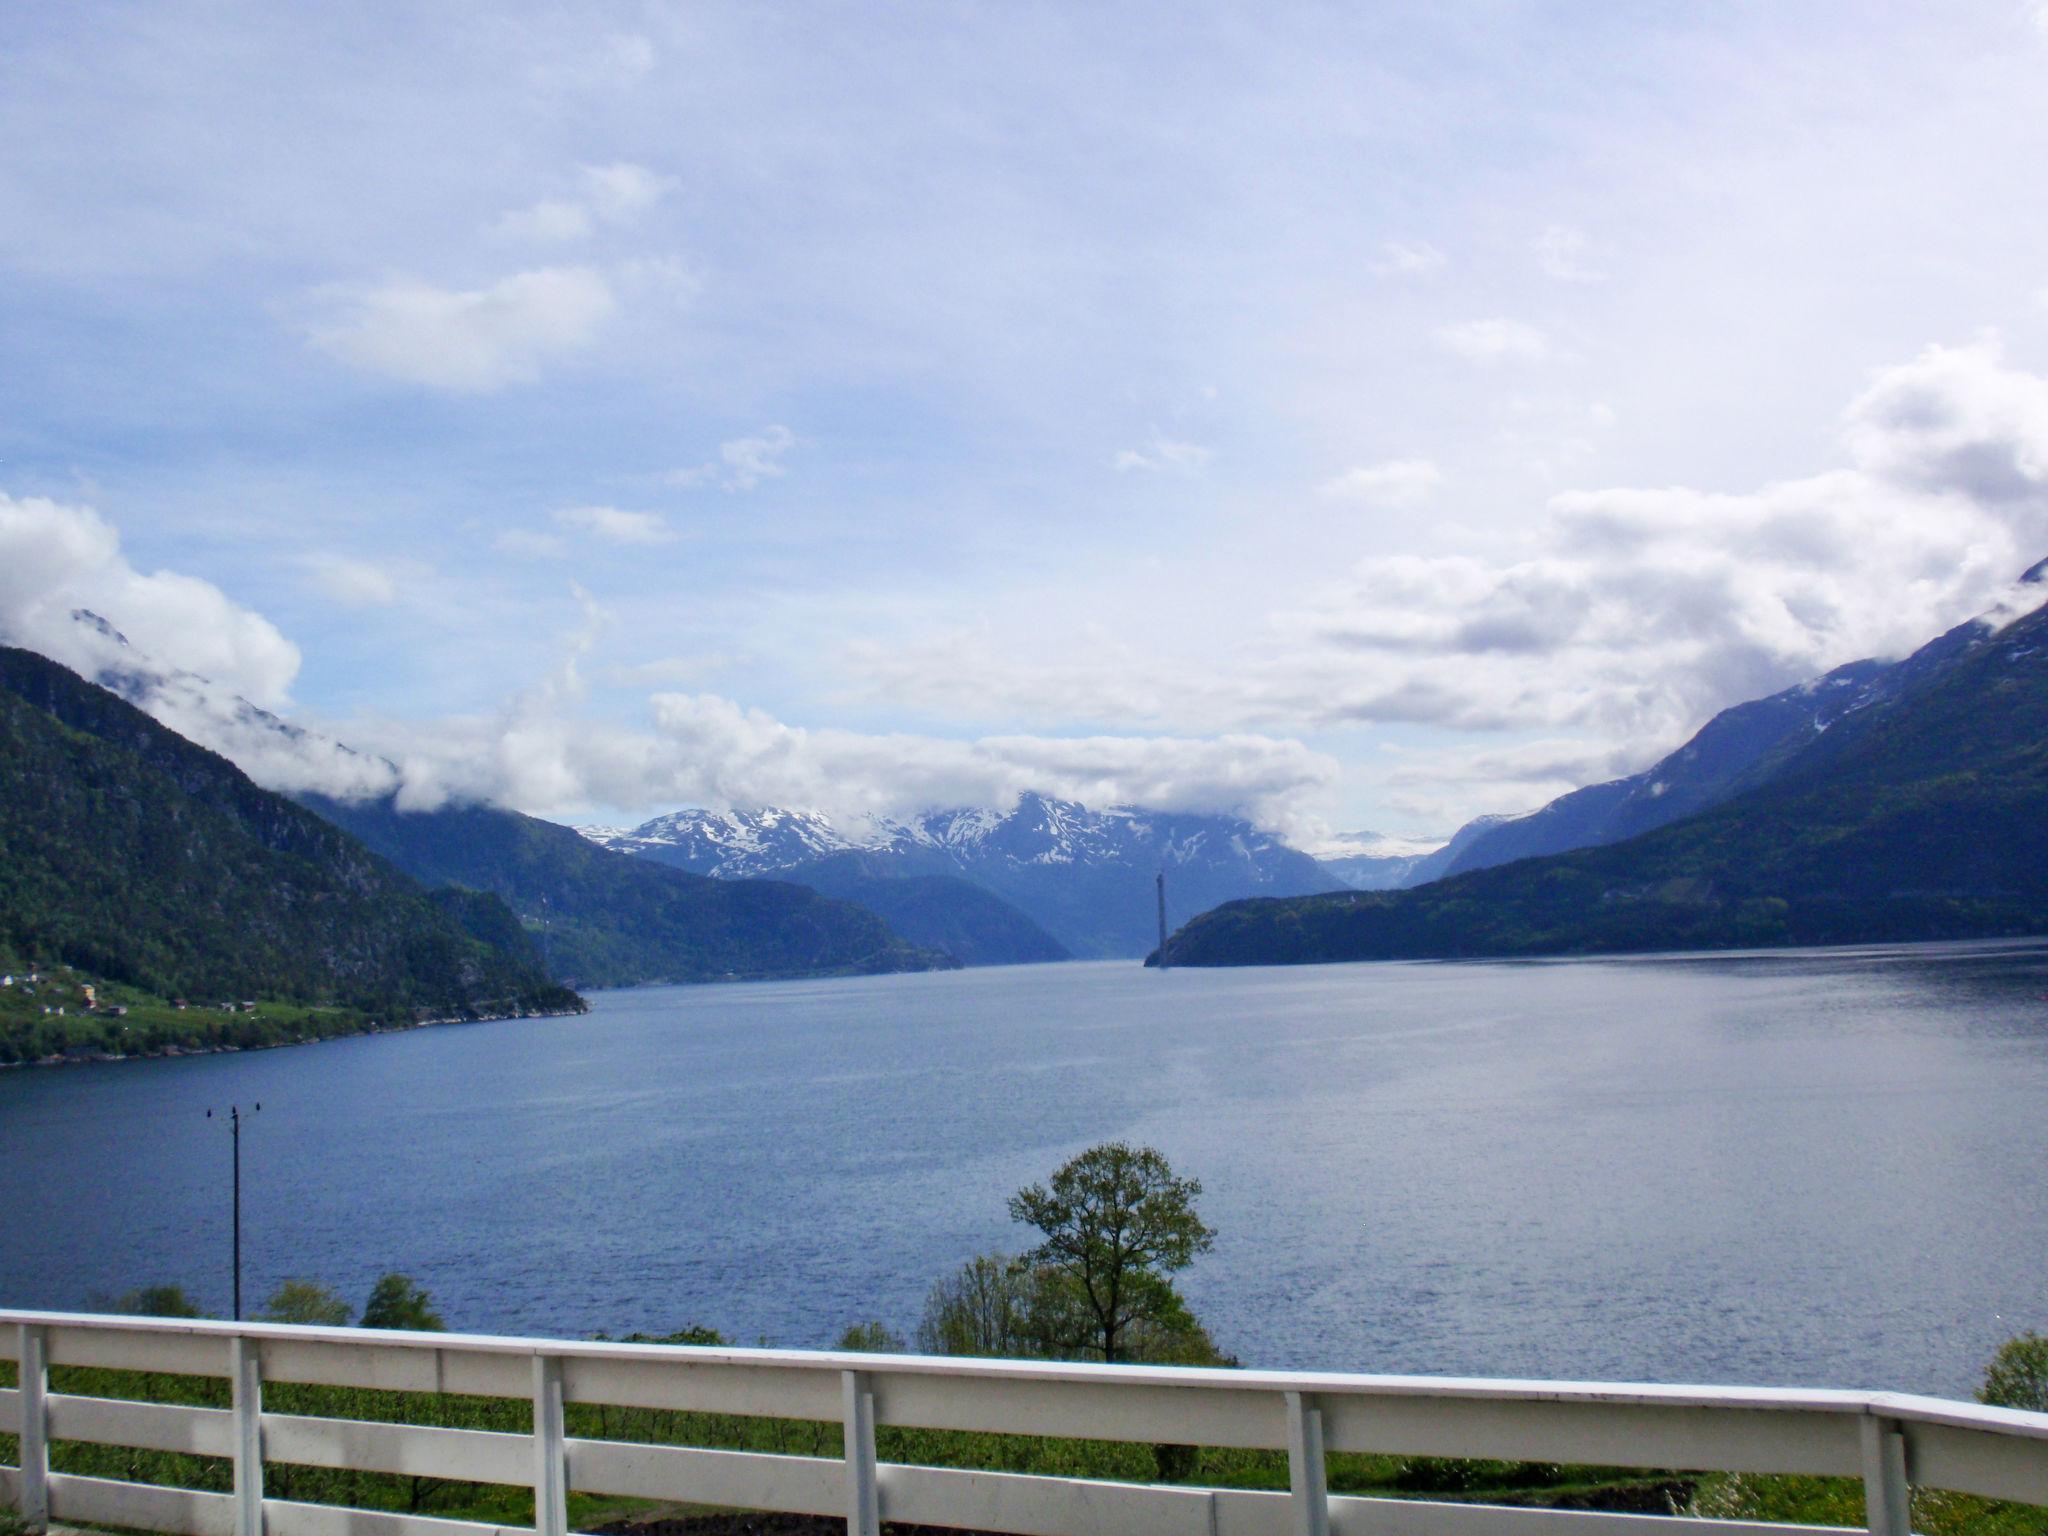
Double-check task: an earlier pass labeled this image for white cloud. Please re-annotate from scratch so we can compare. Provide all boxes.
[1113,438,1213,473]
[553,505,676,545]
[351,684,1337,831]
[494,163,674,244]
[308,267,615,391]
[1438,318,1550,363]
[579,163,673,223]
[663,425,797,491]
[494,199,592,243]
[307,555,400,608]
[1283,340,2048,751]
[1371,240,1446,278]
[718,425,795,489]
[845,340,2048,829]
[1840,338,2048,502]
[0,493,300,708]
[1319,458,1443,509]
[1532,224,1605,284]
[494,529,569,559]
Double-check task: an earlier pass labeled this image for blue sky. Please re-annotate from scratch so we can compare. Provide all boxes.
[5,1,2048,843]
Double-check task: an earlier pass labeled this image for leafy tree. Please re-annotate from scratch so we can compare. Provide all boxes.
[916,1253,1036,1358]
[835,1320,905,1353]
[612,1325,730,1346]
[1008,1141,1215,1363]
[257,1278,352,1326]
[106,1284,204,1318]
[359,1274,444,1332]
[1978,1332,2048,1413]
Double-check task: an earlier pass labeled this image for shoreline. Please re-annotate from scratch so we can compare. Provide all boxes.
[0,1002,589,1072]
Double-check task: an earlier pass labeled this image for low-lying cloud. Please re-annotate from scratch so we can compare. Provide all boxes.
[0,494,300,706]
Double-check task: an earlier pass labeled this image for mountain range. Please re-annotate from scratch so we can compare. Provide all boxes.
[301,793,956,985]
[584,794,1347,958]
[1155,568,2048,966]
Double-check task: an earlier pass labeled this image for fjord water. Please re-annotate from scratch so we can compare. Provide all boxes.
[4,943,2047,1397]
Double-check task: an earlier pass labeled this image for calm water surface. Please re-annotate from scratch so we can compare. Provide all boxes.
[4,942,2047,1396]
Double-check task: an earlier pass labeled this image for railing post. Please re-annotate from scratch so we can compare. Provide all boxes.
[1861,1415,1910,1536]
[15,1324,48,1534]
[533,1355,568,1536]
[1285,1390,1329,1536]
[230,1335,264,1536]
[841,1369,879,1536]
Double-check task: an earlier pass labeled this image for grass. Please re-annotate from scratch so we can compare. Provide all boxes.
[0,958,387,1066]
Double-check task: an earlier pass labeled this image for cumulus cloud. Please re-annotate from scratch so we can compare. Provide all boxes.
[1841,339,2048,502]
[1439,318,1550,363]
[1319,458,1443,509]
[1532,224,1605,284]
[308,266,615,391]
[553,505,676,545]
[1113,438,1213,473]
[1281,339,2048,755]
[0,493,300,707]
[1372,240,1446,277]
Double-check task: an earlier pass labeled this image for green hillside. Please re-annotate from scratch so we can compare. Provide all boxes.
[298,795,958,986]
[0,648,580,1060]
[1157,598,2048,967]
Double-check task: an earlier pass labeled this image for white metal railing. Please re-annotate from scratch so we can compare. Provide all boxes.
[3,1309,2046,1536]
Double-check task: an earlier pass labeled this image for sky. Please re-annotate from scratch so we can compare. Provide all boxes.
[4,1,2048,847]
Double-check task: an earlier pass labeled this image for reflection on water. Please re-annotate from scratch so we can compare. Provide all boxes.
[3,939,2046,1396]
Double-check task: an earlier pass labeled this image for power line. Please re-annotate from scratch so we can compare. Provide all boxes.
[205,1102,260,1319]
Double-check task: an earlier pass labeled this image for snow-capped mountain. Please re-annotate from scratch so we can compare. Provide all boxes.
[1308,830,1448,891]
[583,792,1348,957]
[584,806,857,877]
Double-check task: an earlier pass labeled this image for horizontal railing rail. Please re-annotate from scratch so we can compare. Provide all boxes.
[3,1309,2045,1536]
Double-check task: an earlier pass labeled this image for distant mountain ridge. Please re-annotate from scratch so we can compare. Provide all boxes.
[1155,569,2048,967]
[585,793,1348,957]
[299,794,959,987]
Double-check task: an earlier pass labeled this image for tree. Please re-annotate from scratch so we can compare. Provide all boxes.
[1979,1332,2048,1413]
[835,1320,906,1353]
[257,1279,352,1326]
[916,1253,1036,1358]
[1008,1142,1215,1364]
[359,1274,444,1332]
[105,1284,203,1318]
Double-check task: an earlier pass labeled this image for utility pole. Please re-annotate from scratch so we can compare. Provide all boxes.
[1156,869,1169,970]
[207,1103,260,1319]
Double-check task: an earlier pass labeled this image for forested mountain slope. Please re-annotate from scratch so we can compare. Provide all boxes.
[0,647,576,1020]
